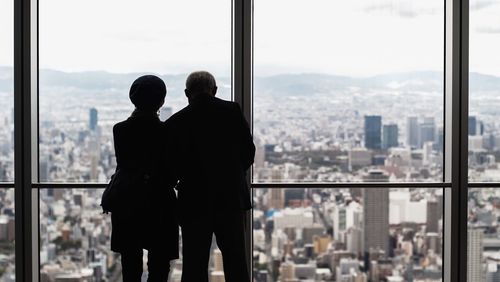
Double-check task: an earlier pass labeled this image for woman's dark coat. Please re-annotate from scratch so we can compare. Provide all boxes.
[110,112,178,259]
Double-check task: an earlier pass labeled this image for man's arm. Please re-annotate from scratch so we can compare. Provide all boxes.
[233,103,255,170]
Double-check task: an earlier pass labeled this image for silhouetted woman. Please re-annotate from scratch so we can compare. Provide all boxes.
[111,75,178,281]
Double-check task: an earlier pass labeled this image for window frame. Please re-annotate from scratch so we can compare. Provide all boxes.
[11,0,476,281]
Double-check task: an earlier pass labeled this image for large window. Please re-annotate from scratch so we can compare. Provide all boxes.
[39,188,226,281]
[0,0,14,182]
[468,0,500,182]
[0,0,15,280]
[37,0,232,280]
[253,188,443,281]
[38,0,232,182]
[253,0,444,183]
[7,0,493,281]
[39,189,117,281]
[0,188,15,281]
[467,1,500,281]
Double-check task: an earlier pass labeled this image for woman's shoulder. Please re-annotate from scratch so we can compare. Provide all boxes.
[113,119,136,136]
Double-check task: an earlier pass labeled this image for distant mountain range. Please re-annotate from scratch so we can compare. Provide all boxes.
[0,66,499,96]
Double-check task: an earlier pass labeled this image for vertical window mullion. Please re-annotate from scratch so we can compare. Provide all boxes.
[233,0,253,280]
[14,0,34,281]
[446,0,469,281]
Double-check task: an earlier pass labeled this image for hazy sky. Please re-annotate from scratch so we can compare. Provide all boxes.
[0,0,499,76]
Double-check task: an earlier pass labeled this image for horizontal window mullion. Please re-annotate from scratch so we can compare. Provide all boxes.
[467,182,500,188]
[0,183,15,188]
[32,183,107,189]
[251,182,451,188]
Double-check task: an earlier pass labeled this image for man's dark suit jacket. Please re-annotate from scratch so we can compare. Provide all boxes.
[166,94,255,221]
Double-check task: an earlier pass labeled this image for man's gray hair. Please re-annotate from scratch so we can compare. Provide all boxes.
[185,71,217,95]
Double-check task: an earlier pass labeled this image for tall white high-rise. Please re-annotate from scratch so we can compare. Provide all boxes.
[468,229,484,282]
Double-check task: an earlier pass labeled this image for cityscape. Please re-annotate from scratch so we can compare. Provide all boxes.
[0,67,499,281]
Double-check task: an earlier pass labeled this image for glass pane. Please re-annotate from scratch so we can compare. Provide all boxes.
[468,0,500,181]
[253,187,444,281]
[39,188,239,281]
[0,0,14,182]
[39,0,231,182]
[40,188,124,280]
[467,187,500,282]
[0,188,15,281]
[253,0,445,182]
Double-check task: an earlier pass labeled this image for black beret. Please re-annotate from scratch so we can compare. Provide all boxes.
[129,75,166,110]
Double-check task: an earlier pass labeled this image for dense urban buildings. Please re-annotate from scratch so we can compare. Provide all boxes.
[1,66,500,280]
[253,187,443,281]
[0,61,500,280]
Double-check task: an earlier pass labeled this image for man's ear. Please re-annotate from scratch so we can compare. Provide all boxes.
[184,89,190,99]
[212,86,218,96]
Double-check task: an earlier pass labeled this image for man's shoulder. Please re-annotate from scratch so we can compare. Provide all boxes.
[164,106,190,126]
[213,97,240,112]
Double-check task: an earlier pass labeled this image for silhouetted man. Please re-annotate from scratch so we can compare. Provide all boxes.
[166,71,255,282]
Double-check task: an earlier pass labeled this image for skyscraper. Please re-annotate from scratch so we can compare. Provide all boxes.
[469,116,477,136]
[89,108,98,131]
[382,124,398,149]
[426,199,439,233]
[363,188,389,256]
[468,229,484,282]
[420,118,436,147]
[407,116,419,148]
[364,115,382,150]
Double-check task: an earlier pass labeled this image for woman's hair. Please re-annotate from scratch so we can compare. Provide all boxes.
[129,75,166,111]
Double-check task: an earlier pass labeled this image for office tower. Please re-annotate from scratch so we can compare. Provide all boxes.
[362,170,389,182]
[363,188,390,256]
[469,116,477,136]
[254,143,266,169]
[426,199,439,233]
[364,115,382,149]
[334,206,348,241]
[407,116,419,148]
[468,229,484,282]
[39,156,50,181]
[420,119,436,147]
[89,108,98,131]
[269,189,285,209]
[382,124,398,149]
[436,126,444,152]
[159,106,173,121]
